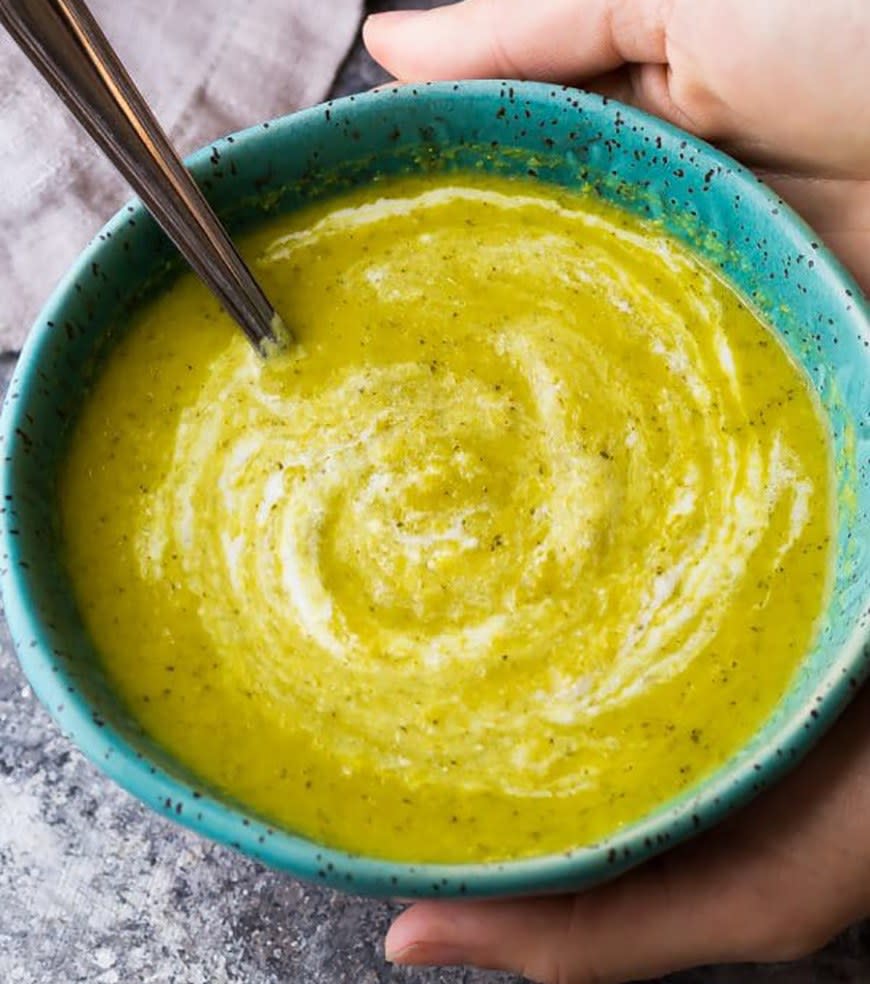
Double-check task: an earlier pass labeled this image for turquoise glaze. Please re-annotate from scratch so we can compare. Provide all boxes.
[1,82,868,898]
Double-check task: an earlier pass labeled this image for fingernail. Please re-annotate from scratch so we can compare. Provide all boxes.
[386,942,469,966]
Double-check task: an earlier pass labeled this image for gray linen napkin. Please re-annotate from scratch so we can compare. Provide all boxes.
[0,0,362,352]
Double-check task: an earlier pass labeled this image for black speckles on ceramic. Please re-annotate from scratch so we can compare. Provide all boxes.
[0,81,868,900]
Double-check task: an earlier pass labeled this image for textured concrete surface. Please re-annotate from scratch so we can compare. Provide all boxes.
[3,3,870,981]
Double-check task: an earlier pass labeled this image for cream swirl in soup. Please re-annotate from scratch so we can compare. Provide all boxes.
[60,177,833,861]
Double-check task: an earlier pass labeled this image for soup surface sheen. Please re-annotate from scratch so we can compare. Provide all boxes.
[61,175,833,862]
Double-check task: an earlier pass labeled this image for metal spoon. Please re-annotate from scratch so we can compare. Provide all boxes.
[0,0,290,355]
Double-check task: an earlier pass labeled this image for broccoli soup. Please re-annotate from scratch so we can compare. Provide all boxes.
[60,175,833,863]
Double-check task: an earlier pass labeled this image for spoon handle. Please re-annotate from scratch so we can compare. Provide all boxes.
[0,0,288,353]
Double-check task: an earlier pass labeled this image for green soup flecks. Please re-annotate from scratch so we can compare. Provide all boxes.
[60,175,834,862]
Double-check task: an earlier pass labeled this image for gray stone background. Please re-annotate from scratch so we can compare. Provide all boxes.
[3,1,870,981]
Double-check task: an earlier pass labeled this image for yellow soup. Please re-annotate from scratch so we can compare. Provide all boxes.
[60,175,833,862]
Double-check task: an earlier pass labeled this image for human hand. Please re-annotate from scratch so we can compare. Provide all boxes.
[363,2,870,980]
[364,0,870,293]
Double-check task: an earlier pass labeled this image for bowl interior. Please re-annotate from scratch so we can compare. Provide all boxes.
[2,82,869,898]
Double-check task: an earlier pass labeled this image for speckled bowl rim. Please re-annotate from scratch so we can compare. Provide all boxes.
[1,81,869,899]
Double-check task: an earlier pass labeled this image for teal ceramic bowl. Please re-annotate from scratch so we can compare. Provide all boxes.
[1,82,868,899]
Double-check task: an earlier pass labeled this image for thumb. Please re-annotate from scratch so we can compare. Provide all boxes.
[383,840,793,984]
[362,0,669,84]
